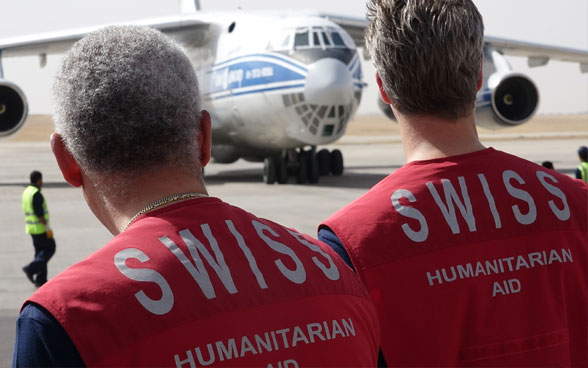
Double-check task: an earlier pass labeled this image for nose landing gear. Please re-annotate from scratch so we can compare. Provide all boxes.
[263,147,344,184]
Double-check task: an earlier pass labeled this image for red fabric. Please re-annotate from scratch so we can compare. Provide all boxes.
[323,148,588,366]
[29,197,379,367]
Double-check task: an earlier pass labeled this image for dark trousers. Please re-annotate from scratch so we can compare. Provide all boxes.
[25,233,56,284]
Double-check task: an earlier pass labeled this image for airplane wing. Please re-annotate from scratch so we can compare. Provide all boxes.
[308,12,588,74]
[315,12,368,49]
[294,11,367,48]
[0,15,210,61]
[484,36,588,73]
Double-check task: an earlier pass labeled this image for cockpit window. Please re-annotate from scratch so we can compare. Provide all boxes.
[321,31,331,46]
[280,34,291,48]
[313,32,321,47]
[294,29,310,48]
[270,29,293,50]
[269,25,354,51]
[329,30,345,47]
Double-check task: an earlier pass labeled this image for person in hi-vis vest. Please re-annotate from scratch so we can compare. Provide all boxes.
[21,170,56,287]
[575,146,588,183]
[12,26,380,367]
[319,0,588,366]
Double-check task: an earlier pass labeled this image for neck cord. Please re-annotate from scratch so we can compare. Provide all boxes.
[123,192,208,231]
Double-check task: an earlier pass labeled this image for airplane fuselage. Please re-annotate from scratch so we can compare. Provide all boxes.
[187,14,363,163]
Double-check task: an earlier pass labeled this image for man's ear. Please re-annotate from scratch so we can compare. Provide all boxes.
[50,133,83,187]
[197,110,212,168]
[376,72,392,104]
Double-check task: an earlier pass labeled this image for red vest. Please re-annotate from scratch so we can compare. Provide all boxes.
[323,148,588,366]
[29,197,379,367]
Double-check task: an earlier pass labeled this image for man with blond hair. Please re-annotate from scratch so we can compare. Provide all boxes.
[319,0,588,365]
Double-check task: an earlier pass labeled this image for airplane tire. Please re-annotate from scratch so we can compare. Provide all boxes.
[277,157,289,184]
[330,149,344,176]
[263,157,277,184]
[296,155,308,184]
[317,149,330,176]
[307,153,320,184]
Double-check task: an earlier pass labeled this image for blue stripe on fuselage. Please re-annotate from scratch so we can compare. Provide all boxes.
[212,53,308,72]
[477,89,492,103]
[208,57,306,97]
[207,82,305,100]
[475,89,492,108]
[229,83,305,98]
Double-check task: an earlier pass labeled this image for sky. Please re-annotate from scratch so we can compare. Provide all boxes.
[0,0,586,115]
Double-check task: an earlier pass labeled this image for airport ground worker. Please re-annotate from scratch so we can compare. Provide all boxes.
[541,161,554,170]
[319,0,588,366]
[575,145,588,183]
[12,26,380,367]
[21,170,56,287]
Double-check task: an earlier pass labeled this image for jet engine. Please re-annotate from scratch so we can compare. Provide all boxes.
[476,72,539,129]
[376,72,539,130]
[0,80,28,137]
[211,144,240,164]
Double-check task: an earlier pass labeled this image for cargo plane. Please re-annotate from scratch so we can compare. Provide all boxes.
[1,0,587,184]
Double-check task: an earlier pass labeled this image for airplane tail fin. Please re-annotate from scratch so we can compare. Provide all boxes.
[180,0,200,13]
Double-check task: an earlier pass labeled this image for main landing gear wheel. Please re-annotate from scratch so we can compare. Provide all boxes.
[263,157,277,184]
[277,157,289,184]
[329,149,344,176]
[317,149,330,176]
[307,152,320,184]
[263,146,341,184]
[296,150,320,185]
[315,148,345,176]
[296,153,308,184]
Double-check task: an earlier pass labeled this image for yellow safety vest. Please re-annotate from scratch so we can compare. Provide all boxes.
[22,185,49,235]
[578,162,588,184]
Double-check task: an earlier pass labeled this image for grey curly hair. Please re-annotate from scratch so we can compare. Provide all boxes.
[365,0,484,120]
[53,25,202,176]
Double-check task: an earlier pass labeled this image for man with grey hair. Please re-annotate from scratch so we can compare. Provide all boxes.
[13,26,380,367]
[319,0,588,365]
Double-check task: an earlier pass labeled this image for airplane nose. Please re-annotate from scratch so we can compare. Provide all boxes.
[304,58,353,105]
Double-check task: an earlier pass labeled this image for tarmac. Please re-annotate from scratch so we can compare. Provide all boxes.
[0,114,586,365]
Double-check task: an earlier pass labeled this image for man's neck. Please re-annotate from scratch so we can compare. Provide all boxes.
[397,111,486,163]
[82,168,208,235]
